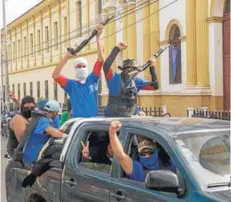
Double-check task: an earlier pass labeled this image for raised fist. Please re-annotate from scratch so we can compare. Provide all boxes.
[96,24,104,38]
[109,120,122,134]
[117,42,127,50]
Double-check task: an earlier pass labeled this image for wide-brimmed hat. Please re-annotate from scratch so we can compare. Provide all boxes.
[118,59,139,70]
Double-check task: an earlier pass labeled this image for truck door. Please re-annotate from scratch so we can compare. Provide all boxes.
[61,123,112,202]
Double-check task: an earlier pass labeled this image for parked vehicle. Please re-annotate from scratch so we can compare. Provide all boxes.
[5,117,230,202]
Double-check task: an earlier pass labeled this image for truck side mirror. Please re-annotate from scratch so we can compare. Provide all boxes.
[145,170,179,193]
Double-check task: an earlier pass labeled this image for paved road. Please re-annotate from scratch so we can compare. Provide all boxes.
[1,136,7,202]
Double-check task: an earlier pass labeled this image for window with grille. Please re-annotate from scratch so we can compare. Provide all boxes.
[18,39,20,60]
[95,0,102,19]
[76,1,82,37]
[30,33,33,56]
[45,26,49,52]
[13,42,16,62]
[30,82,33,96]
[12,84,15,95]
[8,45,10,60]
[3,85,5,102]
[24,36,27,57]
[37,30,41,54]
[54,22,58,50]
[37,81,40,99]
[54,82,58,100]
[169,24,182,84]
[45,80,49,99]
[64,17,68,47]
[23,82,26,96]
[224,0,230,14]
[18,83,20,100]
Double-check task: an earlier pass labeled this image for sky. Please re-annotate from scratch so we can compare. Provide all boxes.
[0,0,42,29]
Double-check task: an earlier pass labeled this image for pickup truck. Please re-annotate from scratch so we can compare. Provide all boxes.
[5,117,231,202]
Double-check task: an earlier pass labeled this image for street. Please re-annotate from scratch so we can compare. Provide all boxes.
[1,136,7,202]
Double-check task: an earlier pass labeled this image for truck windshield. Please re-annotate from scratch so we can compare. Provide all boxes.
[174,129,230,188]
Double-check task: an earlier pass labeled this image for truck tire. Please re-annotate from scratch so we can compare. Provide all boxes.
[27,194,47,202]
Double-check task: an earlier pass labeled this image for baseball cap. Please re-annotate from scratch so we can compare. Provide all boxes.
[138,139,156,153]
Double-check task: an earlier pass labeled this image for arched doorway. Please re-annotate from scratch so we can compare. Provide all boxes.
[223,0,230,110]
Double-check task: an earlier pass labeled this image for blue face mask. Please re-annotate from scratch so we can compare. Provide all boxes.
[139,150,160,170]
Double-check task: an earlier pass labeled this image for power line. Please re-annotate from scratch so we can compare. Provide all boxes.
[8,0,155,62]
[4,0,130,52]
[5,1,131,56]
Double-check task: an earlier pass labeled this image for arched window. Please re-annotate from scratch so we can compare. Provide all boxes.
[169,24,182,84]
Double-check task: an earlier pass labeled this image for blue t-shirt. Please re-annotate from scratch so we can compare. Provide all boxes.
[63,72,99,118]
[53,115,60,128]
[23,117,51,163]
[107,73,149,95]
[128,159,177,182]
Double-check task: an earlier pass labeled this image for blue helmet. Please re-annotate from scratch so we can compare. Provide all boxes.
[36,98,48,111]
[44,100,60,112]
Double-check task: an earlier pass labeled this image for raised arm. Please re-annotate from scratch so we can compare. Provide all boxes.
[52,53,75,87]
[93,24,104,77]
[138,58,159,90]
[9,91,20,109]
[103,42,127,80]
[109,121,133,174]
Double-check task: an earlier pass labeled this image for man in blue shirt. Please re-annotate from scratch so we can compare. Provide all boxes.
[23,100,66,164]
[103,42,159,117]
[52,24,104,118]
[108,121,176,182]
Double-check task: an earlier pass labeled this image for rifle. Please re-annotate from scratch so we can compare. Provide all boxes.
[138,44,170,72]
[67,16,114,55]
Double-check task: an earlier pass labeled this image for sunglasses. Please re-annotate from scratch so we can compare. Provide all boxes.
[139,149,154,156]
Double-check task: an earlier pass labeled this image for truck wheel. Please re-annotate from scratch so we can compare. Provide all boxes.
[27,194,47,202]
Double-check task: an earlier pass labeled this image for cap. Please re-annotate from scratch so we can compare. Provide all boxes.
[138,139,155,153]
[44,100,60,112]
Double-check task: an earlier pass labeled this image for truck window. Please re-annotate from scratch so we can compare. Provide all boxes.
[122,133,178,181]
[78,131,113,174]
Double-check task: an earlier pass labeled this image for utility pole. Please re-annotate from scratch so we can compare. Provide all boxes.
[2,0,10,114]
[0,53,4,113]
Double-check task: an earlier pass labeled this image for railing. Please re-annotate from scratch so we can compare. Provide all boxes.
[98,106,171,117]
[187,108,230,121]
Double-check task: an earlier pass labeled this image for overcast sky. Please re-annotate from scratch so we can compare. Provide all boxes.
[0,0,42,29]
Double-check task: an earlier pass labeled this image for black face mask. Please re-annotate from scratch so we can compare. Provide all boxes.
[21,107,34,119]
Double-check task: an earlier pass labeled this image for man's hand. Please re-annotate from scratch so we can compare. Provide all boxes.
[109,121,122,134]
[65,51,77,60]
[149,57,156,67]
[81,141,90,159]
[96,24,104,39]
[9,91,16,101]
[116,42,127,51]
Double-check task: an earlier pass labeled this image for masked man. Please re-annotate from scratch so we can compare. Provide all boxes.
[103,42,159,117]
[109,121,176,182]
[23,100,66,164]
[52,24,104,118]
[7,96,35,157]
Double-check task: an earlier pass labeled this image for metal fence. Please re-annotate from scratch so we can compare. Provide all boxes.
[98,106,171,117]
[188,109,231,121]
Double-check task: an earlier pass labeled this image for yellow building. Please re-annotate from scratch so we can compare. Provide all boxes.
[1,0,230,116]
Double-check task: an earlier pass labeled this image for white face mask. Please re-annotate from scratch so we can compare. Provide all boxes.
[75,68,88,84]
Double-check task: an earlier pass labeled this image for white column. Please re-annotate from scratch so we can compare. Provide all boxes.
[209,22,223,96]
